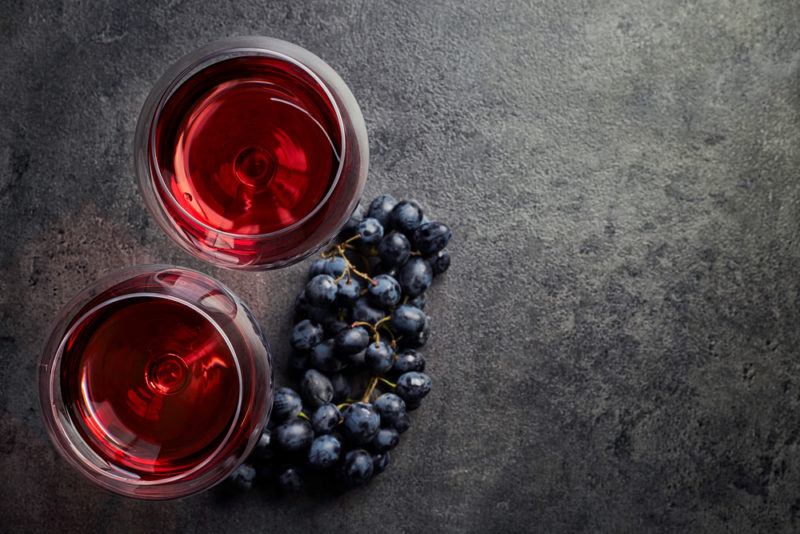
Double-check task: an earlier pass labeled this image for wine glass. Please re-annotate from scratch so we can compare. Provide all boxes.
[134,36,368,270]
[39,265,272,499]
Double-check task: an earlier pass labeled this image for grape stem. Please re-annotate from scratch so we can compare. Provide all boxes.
[379,377,396,388]
[361,376,379,402]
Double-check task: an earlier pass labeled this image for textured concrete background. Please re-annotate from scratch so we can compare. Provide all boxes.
[1,0,800,532]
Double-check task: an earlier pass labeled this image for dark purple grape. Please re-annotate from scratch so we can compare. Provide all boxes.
[305,274,338,307]
[413,221,451,256]
[274,418,314,453]
[311,403,342,434]
[325,256,348,278]
[351,297,386,324]
[308,259,328,279]
[342,402,380,445]
[336,276,363,306]
[346,348,367,368]
[368,274,402,308]
[339,449,374,487]
[377,231,411,268]
[227,463,256,491]
[373,392,407,431]
[356,217,384,246]
[392,349,426,374]
[427,249,451,276]
[372,428,399,453]
[329,372,352,402]
[372,453,389,474]
[408,293,426,310]
[389,200,423,235]
[290,319,324,352]
[390,305,427,336]
[308,435,342,470]
[365,340,394,375]
[294,291,334,324]
[277,466,303,492]
[396,372,432,404]
[310,339,345,373]
[367,194,398,227]
[334,326,371,356]
[399,257,432,297]
[339,203,366,238]
[399,316,430,349]
[301,369,334,407]
[273,387,303,422]
[250,430,273,461]
[324,318,350,337]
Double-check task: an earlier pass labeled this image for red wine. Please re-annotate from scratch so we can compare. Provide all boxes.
[60,295,240,478]
[154,55,342,237]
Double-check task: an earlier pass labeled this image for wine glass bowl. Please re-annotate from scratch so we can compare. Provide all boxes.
[135,36,369,270]
[39,265,272,499]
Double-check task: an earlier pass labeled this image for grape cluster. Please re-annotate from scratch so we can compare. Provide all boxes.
[226,194,451,493]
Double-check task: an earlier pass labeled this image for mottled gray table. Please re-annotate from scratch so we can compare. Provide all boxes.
[2,1,800,532]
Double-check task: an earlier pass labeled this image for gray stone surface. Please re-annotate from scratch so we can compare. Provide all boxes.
[1,0,800,532]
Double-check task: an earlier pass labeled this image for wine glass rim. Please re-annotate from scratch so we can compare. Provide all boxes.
[45,290,245,488]
[147,38,348,241]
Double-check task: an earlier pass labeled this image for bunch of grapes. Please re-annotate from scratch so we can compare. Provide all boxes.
[227,194,451,493]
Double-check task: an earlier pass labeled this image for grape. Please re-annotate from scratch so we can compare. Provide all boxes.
[368,274,402,308]
[329,372,351,402]
[228,463,256,491]
[274,418,314,453]
[334,326,371,355]
[390,305,427,336]
[325,256,348,278]
[372,428,400,453]
[308,435,342,470]
[294,291,334,324]
[356,217,384,246]
[408,293,426,310]
[308,259,328,279]
[393,411,411,433]
[399,316,430,349]
[305,274,338,307]
[413,221,452,256]
[340,449,374,487]
[396,372,432,404]
[311,403,342,434]
[340,203,366,237]
[372,453,389,475]
[254,195,450,492]
[377,232,411,267]
[346,348,367,368]
[250,430,274,461]
[373,393,406,430]
[277,466,303,492]
[389,200,424,235]
[342,402,380,445]
[364,340,394,375]
[301,369,334,407]
[324,318,350,337]
[310,339,345,373]
[272,387,303,422]
[290,319,324,352]
[367,194,398,227]
[427,249,451,276]
[336,276,363,306]
[399,257,433,297]
[351,297,386,324]
[392,349,426,375]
